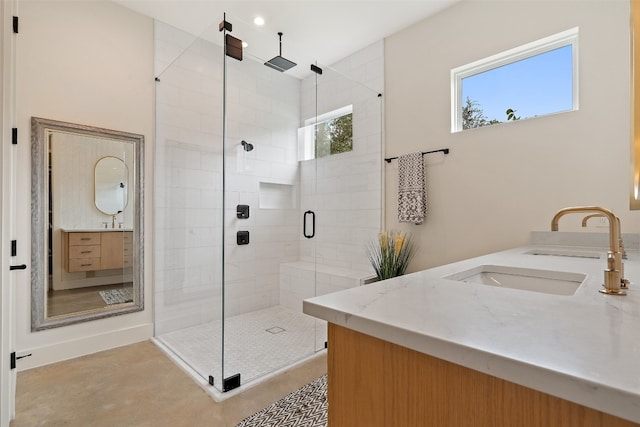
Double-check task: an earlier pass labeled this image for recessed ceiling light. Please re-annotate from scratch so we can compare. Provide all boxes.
[253,16,265,26]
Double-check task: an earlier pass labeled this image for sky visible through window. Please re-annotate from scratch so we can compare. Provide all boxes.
[461,45,573,123]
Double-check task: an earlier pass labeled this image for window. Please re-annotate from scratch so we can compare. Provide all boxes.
[298,105,353,161]
[451,27,578,132]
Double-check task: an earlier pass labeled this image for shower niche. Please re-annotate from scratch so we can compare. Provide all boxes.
[259,182,296,210]
[153,14,383,396]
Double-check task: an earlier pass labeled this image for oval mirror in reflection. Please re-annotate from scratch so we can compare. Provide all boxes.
[95,156,128,215]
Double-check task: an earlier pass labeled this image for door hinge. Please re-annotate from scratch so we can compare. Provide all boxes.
[11,128,17,145]
[12,16,18,34]
[11,352,32,369]
[11,240,17,257]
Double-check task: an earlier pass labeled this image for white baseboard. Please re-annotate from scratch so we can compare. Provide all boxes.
[16,323,153,371]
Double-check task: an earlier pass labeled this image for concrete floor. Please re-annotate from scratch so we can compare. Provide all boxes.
[11,340,327,427]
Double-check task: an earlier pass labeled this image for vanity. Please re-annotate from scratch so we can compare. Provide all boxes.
[62,230,133,272]
[303,232,640,426]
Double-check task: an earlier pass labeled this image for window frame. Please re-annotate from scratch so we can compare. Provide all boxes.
[451,27,579,133]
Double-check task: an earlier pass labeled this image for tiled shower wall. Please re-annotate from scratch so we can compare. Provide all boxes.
[154,22,383,333]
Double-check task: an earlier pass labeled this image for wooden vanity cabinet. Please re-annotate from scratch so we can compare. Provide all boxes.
[327,324,639,427]
[63,231,133,273]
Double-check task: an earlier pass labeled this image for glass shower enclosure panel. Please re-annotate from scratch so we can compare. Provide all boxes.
[220,15,320,388]
[153,21,225,392]
[308,62,383,351]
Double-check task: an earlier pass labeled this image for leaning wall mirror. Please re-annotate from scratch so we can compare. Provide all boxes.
[31,117,144,330]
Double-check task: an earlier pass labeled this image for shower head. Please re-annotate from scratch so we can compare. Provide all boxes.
[265,32,297,72]
[241,140,254,152]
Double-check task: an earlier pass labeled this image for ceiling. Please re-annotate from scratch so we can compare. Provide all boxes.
[115,0,461,76]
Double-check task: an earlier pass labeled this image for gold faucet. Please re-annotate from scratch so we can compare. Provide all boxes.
[581,213,627,260]
[111,210,123,229]
[551,206,627,295]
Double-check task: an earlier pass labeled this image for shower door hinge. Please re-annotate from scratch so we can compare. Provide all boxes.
[222,373,241,392]
[310,64,323,75]
[11,128,17,145]
[11,240,17,257]
[12,16,18,34]
[219,19,232,33]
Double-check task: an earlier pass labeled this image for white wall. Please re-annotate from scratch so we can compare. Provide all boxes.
[384,0,638,272]
[15,1,154,369]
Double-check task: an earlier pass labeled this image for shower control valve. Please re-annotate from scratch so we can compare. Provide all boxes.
[237,204,250,219]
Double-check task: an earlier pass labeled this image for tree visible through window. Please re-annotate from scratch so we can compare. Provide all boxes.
[315,113,353,157]
[452,28,578,132]
[298,105,353,161]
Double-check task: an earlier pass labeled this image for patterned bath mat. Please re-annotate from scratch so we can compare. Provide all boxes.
[235,375,327,427]
[99,288,133,305]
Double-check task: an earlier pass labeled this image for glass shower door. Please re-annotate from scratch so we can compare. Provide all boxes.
[311,61,383,351]
[153,20,225,392]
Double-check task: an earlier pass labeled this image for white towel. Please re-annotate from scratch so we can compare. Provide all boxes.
[397,152,426,224]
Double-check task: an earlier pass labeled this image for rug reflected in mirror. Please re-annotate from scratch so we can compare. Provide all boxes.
[235,375,327,427]
[99,287,133,305]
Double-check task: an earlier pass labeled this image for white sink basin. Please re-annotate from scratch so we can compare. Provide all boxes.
[526,248,601,259]
[444,265,586,296]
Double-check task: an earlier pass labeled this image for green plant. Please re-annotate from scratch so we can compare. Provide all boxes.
[506,108,521,121]
[367,231,416,281]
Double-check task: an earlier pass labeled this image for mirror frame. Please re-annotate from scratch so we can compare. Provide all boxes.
[31,117,144,330]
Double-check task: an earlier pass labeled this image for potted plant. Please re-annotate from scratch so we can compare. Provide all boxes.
[367,230,416,281]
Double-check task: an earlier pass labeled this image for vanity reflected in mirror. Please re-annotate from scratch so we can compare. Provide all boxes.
[31,117,144,330]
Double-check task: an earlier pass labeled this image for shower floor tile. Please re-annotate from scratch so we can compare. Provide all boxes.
[156,305,327,389]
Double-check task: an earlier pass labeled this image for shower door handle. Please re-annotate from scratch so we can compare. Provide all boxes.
[303,210,315,239]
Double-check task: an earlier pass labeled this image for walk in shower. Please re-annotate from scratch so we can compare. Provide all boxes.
[153,14,383,395]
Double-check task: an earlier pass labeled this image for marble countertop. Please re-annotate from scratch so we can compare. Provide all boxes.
[303,233,640,424]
